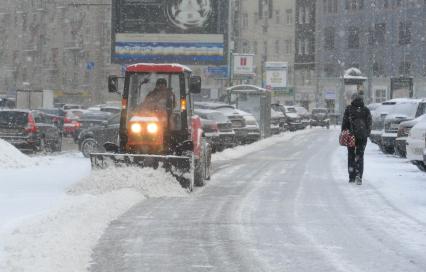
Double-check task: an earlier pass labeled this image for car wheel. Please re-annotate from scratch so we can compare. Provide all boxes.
[51,135,62,152]
[81,138,99,158]
[37,138,47,153]
[381,145,394,154]
[415,161,426,172]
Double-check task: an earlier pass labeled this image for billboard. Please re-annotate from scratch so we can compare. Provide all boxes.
[264,62,288,90]
[232,54,255,77]
[112,0,229,65]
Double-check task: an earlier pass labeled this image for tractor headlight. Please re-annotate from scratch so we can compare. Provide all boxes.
[130,123,142,134]
[147,123,158,134]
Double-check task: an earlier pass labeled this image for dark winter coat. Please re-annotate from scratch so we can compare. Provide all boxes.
[341,98,372,140]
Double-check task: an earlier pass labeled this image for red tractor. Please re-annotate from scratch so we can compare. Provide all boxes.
[90,63,211,191]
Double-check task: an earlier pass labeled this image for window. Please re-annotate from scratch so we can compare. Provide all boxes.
[369,23,386,46]
[275,40,280,54]
[375,89,387,103]
[305,8,310,24]
[324,27,335,50]
[348,27,360,48]
[242,13,248,28]
[373,62,384,77]
[286,9,293,25]
[346,0,363,10]
[399,61,411,75]
[298,39,304,55]
[275,10,280,24]
[298,7,304,24]
[285,40,292,54]
[399,22,411,45]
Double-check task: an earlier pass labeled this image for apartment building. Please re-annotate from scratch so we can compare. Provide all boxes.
[233,0,295,103]
[316,0,426,113]
[0,0,116,105]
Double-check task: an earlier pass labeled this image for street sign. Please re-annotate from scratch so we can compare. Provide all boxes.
[264,62,288,90]
[206,66,228,78]
[233,53,255,77]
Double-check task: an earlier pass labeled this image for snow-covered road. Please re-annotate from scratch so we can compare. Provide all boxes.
[1,128,426,272]
[89,129,426,272]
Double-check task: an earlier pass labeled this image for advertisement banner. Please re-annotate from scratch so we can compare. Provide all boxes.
[233,54,255,77]
[112,0,228,65]
[264,62,288,90]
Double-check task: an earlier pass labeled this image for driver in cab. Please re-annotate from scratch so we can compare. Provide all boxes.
[138,78,176,115]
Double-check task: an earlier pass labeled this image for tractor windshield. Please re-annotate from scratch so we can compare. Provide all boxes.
[127,73,183,130]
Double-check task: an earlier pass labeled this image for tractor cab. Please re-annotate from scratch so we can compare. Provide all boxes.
[108,63,201,155]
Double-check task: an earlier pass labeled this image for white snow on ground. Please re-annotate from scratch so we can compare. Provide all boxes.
[213,128,318,162]
[333,138,426,252]
[0,139,35,168]
[333,139,426,223]
[0,141,187,271]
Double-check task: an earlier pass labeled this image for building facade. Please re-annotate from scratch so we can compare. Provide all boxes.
[0,0,118,105]
[232,0,295,104]
[294,0,316,110]
[316,0,426,114]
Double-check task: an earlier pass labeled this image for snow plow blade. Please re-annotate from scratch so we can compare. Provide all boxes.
[89,153,193,189]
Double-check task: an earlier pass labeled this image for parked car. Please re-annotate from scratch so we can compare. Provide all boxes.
[77,113,120,157]
[63,104,83,110]
[63,109,88,137]
[272,104,303,131]
[310,108,330,129]
[395,115,426,158]
[195,109,235,152]
[406,116,426,171]
[294,105,310,128]
[0,109,62,153]
[370,99,405,145]
[73,111,113,143]
[380,99,426,154]
[271,108,286,134]
[36,108,66,132]
[194,102,258,145]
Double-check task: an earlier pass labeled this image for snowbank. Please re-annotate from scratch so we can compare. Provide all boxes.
[213,128,318,162]
[1,191,141,272]
[1,166,187,272]
[68,166,188,197]
[0,139,35,169]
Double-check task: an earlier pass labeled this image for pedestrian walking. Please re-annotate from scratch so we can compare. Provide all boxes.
[341,91,372,185]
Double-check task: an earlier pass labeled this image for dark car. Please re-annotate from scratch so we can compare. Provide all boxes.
[294,106,310,128]
[73,111,112,143]
[0,109,62,153]
[272,104,303,131]
[36,108,66,131]
[195,109,236,152]
[77,113,120,157]
[194,102,260,144]
[310,108,330,129]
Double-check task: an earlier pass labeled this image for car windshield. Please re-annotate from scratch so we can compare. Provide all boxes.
[390,102,418,118]
[206,112,228,123]
[80,112,111,121]
[0,111,28,127]
[286,107,297,113]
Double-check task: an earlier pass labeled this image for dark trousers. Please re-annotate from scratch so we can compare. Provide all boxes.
[347,137,367,180]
